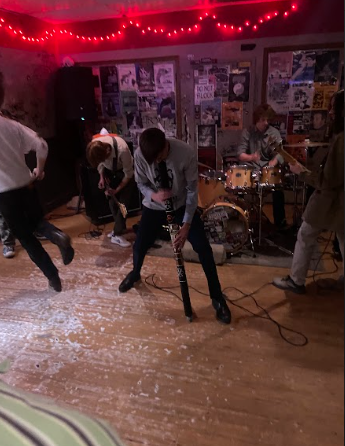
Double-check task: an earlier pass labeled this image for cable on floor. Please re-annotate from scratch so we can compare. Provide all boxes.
[144,274,308,347]
[78,223,105,240]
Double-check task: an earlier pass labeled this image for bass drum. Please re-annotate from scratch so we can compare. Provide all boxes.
[202,201,249,254]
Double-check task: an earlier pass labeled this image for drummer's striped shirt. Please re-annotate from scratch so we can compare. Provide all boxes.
[0,380,126,446]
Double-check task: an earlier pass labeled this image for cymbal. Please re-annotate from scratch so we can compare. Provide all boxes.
[198,161,215,170]
[284,142,329,148]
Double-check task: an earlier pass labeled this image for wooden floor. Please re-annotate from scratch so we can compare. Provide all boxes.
[0,207,343,446]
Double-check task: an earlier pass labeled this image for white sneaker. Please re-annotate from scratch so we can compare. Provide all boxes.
[107,231,114,239]
[111,235,131,248]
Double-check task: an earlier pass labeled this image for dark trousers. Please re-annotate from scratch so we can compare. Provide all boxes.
[108,179,135,235]
[0,185,59,280]
[133,206,223,302]
[272,190,286,227]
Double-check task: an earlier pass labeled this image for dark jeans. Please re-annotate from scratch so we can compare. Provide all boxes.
[133,206,224,303]
[272,190,286,227]
[0,185,60,280]
[108,178,135,235]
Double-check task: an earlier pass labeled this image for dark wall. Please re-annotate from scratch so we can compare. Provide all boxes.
[25,137,79,213]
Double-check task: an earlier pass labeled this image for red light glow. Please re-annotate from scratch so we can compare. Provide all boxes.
[0,5,299,46]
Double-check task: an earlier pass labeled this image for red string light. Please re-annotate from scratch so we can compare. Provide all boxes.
[0,3,298,45]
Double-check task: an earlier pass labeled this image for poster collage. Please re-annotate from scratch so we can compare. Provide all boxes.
[93,61,176,146]
[194,62,251,169]
[266,49,341,144]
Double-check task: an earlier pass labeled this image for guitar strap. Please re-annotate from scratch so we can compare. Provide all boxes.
[111,136,118,173]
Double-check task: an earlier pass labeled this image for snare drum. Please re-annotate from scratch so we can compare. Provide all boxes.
[198,174,226,209]
[226,165,255,191]
[202,201,249,254]
[259,166,283,188]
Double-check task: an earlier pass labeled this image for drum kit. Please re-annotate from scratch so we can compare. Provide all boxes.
[198,162,287,256]
[198,140,329,257]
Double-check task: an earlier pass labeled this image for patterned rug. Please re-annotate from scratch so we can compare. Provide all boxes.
[147,227,325,271]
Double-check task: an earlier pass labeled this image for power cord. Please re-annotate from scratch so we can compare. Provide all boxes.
[306,232,341,291]
[144,274,308,347]
[78,224,105,240]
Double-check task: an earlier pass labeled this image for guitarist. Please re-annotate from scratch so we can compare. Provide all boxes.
[273,90,344,294]
[87,128,134,248]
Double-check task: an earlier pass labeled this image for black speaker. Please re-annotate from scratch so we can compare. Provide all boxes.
[56,67,97,121]
[80,164,142,225]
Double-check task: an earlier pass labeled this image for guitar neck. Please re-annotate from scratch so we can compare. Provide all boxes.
[274,144,311,174]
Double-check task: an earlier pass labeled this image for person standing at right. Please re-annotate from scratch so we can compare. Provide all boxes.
[273,89,344,293]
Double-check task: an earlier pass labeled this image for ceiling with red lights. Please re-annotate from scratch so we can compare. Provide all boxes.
[0,0,287,23]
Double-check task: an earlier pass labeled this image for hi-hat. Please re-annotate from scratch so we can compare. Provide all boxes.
[284,142,329,148]
[198,161,214,170]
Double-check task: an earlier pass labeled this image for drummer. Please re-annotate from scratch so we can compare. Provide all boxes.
[237,104,287,229]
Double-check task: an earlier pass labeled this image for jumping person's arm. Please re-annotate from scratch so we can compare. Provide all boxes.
[17,122,48,180]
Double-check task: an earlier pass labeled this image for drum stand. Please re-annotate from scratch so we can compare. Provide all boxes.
[257,185,293,256]
[233,191,257,258]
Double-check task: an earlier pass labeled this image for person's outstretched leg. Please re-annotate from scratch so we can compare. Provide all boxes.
[119,207,165,292]
[273,220,321,294]
[0,188,62,291]
[175,209,231,324]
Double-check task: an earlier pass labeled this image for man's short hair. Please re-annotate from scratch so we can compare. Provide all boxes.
[139,128,166,164]
[253,104,276,124]
[86,140,111,168]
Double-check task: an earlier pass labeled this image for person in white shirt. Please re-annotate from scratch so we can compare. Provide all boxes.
[86,129,135,248]
[0,73,74,291]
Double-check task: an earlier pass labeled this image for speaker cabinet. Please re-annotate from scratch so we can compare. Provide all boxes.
[80,164,142,225]
[56,67,97,121]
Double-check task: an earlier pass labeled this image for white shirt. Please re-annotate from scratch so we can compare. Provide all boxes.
[0,116,48,193]
[95,135,134,179]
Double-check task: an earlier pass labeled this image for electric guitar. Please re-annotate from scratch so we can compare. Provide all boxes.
[267,138,311,174]
[103,170,128,219]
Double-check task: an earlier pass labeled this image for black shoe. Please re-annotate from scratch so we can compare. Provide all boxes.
[212,298,231,325]
[119,271,141,293]
[60,245,75,266]
[49,275,62,292]
[49,229,74,265]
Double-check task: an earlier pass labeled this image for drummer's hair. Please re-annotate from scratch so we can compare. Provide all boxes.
[140,128,166,164]
[253,104,276,124]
